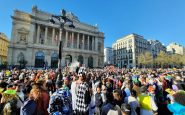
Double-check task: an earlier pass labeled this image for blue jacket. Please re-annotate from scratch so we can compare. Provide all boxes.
[20,99,36,115]
[168,102,185,115]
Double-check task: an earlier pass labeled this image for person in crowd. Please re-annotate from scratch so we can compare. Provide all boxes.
[14,82,24,115]
[71,74,78,114]
[95,86,103,115]
[121,103,131,115]
[48,80,72,115]
[101,82,107,106]
[76,72,91,115]
[32,83,49,115]
[167,90,185,114]
[0,89,18,115]
[124,90,139,115]
[113,89,123,107]
[138,86,158,115]
[101,91,122,115]
[20,85,36,115]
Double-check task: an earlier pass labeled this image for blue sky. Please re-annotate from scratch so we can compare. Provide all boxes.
[0,0,185,47]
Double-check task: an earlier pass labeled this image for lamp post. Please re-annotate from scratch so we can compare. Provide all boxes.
[49,9,75,81]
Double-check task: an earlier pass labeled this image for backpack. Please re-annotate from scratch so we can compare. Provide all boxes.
[49,89,72,114]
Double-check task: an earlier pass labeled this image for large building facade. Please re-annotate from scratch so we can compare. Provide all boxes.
[0,33,9,65]
[8,6,104,68]
[112,33,151,68]
[167,43,185,55]
[104,47,113,65]
[148,40,166,58]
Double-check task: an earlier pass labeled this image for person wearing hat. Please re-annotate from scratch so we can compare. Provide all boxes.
[0,89,18,115]
[167,90,185,115]
[138,86,158,115]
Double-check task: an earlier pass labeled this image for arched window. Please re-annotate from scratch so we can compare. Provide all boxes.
[78,55,83,65]
[35,51,45,68]
[65,54,72,66]
[51,53,58,68]
[88,56,93,68]
[17,52,24,63]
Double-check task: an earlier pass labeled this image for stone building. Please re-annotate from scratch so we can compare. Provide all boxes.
[8,6,104,68]
[112,33,151,68]
[167,42,185,55]
[148,40,166,58]
[104,47,113,65]
[0,32,9,65]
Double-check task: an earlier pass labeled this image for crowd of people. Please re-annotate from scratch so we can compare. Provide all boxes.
[0,66,185,115]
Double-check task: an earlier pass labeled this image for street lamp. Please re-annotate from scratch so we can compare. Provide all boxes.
[49,9,75,81]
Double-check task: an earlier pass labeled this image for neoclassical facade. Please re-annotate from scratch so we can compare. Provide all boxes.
[8,6,104,68]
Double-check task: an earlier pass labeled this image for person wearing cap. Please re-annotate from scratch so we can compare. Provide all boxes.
[138,86,158,115]
[0,89,18,115]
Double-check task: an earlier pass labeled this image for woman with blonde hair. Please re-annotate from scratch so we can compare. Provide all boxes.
[31,83,49,115]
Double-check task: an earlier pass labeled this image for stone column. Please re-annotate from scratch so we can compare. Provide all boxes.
[82,34,85,50]
[52,28,55,45]
[36,24,40,44]
[95,37,98,51]
[65,30,68,48]
[72,32,74,48]
[77,33,79,49]
[44,26,48,45]
[87,35,90,50]
[92,36,95,51]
